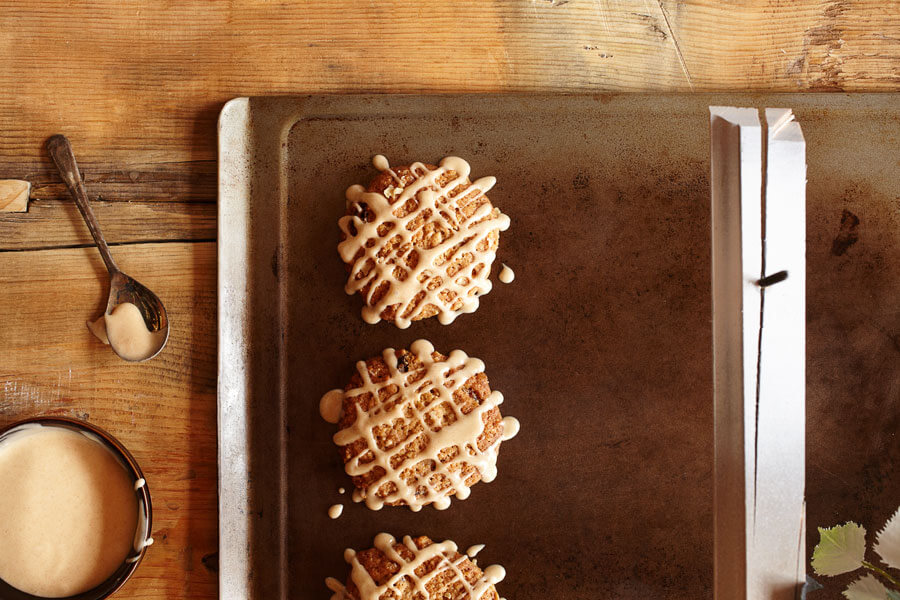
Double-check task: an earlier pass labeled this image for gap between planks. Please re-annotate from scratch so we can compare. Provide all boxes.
[0,238,216,254]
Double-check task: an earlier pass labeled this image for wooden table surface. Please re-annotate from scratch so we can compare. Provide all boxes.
[0,1,897,598]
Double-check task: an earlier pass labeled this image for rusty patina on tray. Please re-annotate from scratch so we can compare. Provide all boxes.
[218,94,900,600]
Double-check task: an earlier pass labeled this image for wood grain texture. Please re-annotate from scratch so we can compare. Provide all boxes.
[1,0,898,169]
[0,243,217,599]
[0,2,897,599]
[0,200,215,250]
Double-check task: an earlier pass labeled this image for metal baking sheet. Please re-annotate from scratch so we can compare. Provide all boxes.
[218,94,900,600]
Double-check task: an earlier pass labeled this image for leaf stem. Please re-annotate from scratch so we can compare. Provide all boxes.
[862,561,900,588]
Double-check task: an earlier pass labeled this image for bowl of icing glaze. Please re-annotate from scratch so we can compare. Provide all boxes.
[0,417,153,600]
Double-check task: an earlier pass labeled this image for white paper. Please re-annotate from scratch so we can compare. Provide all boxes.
[710,106,806,600]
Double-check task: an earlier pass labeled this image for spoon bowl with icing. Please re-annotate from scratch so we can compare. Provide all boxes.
[47,135,169,362]
[87,271,170,362]
[0,417,153,600]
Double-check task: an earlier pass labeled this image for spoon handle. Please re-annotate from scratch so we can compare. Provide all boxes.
[47,134,119,274]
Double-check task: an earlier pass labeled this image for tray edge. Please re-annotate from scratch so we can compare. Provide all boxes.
[217,96,252,600]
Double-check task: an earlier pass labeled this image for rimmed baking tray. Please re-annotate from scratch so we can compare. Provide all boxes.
[218,94,900,599]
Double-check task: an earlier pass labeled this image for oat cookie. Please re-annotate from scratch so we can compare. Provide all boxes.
[327,534,505,600]
[338,156,510,328]
[322,340,519,512]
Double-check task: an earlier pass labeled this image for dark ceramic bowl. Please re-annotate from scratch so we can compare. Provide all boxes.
[0,417,153,600]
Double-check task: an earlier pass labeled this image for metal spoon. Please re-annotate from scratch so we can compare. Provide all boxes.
[47,134,169,362]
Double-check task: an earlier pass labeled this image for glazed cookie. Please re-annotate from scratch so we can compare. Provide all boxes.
[319,340,520,512]
[326,534,505,600]
[338,156,510,328]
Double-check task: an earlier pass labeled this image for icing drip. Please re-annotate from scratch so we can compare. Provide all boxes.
[338,156,510,328]
[498,264,514,284]
[326,576,346,599]
[372,154,404,187]
[482,564,506,584]
[330,534,505,600]
[333,340,511,512]
[466,544,486,558]
[320,389,345,424]
[372,154,390,172]
[328,504,344,519]
[500,417,520,441]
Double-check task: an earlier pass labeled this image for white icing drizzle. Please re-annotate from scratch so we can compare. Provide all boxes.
[372,154,390,172]
[126,536,154,563]
[498,263,515,284]
[466,544,486,558]
[500,417,520,441]
[330,534,505,600]
[371,154,404,188]
[339,156,510,328]
[328,504,344,519]
[133,478,146,491]
[338,487,346,495]
[326,576,345,598]
[334,340,512,512]
[483,564,506,584]
[320,389,345,424]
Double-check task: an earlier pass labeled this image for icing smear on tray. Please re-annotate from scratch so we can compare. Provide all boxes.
[338,155,510,328]
[326,534,506,600]
[327,339,519,512]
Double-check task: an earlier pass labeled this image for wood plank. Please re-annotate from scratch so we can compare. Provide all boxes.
[0,0,897,169]
[0,242,217,600]
[0,160,217,204]
[0,199,215,250]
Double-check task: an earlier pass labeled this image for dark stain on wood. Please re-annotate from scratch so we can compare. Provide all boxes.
[806,24,842,47]
[271,251,279,279]
[630,12,668,41]
[176,469,198,481]
[805,0,849,91]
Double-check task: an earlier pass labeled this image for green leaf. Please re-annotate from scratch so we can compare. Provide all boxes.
[875,506,900,570]
[813,522,867,576]
[843,574,888,600]
[885,590,900,600]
